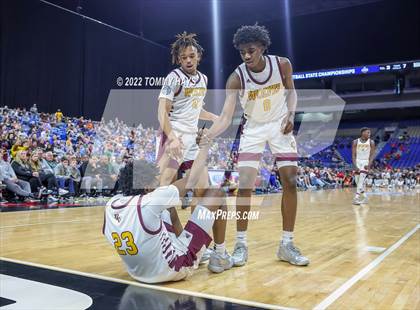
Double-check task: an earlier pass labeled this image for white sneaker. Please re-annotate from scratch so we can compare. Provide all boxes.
[277,242,309,266]
[208,250,234,273]
[47,195,59,203]
[58,188,69,196]
[199,248,213,264]
[360,196,368,204]
[232,242,248,266]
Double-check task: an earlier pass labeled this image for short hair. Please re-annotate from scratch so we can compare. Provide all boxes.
[233,24,271,50]
[119,160,159,196]
[171,32,204,65]
[360,127,370,134]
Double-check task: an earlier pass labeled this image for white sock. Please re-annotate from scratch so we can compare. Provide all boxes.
[236,231,247,246]
[282,230,294,245]
[214,242,225,255]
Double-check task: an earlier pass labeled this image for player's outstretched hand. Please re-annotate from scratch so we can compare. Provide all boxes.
[196,128,212,149]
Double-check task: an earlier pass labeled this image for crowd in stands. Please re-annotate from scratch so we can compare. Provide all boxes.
[0,105,419,203]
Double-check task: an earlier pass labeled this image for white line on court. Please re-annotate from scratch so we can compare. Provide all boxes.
[0,219,88,229]
[313,224,420,310]
[0,256,297,310]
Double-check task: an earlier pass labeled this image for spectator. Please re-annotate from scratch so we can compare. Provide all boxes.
[11,150,43,193]
[55,109,63,123]
[68,157,81,195]
[0,148,36,201]
[81,157,103,197]
[55,157,75,196]
[30,151,59,193]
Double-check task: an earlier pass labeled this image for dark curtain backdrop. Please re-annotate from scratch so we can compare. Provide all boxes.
[1,0,170,120]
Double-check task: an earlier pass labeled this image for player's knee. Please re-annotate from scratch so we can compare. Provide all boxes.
[204,187,225,198]
[282,174,297,191]
[199,187,226,211]
[238,174,255,189]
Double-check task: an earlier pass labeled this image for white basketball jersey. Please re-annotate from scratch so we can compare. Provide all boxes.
[356,138,371,161]
[103,186,191,283]
[235,55,287,123]
[159,68,207,133]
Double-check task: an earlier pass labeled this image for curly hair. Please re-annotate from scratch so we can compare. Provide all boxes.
[119,160,159,196]
[233,24,271,50]
[360,127,370,134]
[171,32,204,65]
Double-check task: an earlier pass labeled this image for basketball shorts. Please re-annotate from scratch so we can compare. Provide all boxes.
[356,160,369,173]
[156,129,199,170]
[238,119,298,169]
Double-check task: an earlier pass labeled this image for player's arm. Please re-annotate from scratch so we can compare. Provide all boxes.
[158,97,183,160]
[207,72,241,139]
[280,57,297,134]
[199,108,218,122]
[352,140,358,170]
[157,98,176,140]
[368,140,376,169]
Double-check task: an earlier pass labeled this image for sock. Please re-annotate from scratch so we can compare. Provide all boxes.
[236,231,247,246]
[282,230,294,245]
[214,242,225,255]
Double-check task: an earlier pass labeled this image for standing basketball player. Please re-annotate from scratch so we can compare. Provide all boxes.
[157,32,217,186]
[207,24,309,266]
[352,127,375,205]
[103,134,234,284]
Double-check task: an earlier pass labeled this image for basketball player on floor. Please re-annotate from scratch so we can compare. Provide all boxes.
[103,132,234,284]
[352,127,375,205]
[206,24,309,266]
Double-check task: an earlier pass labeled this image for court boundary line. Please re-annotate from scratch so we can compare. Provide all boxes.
[0,219,89,229]
[0,204,104,214]
[0,256,296,310]
[313,224,420,310]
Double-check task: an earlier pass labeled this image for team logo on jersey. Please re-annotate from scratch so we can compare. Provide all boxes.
[162,85,172,96]
[291,140,296,150]
[114,214,121,223]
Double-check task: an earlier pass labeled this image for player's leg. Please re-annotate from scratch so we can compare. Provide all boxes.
[359,166,368,204]
[354,160,368,204]
[231,165,259,266]
[278,165,297,232]
[275,164,308,266]
[176,187,233,273]
[353,172,361,204]
[231,124,264,266]
[158,152,180,186]
[177,134,217,263]
[271,130,309,266]
[198,188,233,273]
[156,130,183,186]
[179,165,213,263]
[185,166,217,263]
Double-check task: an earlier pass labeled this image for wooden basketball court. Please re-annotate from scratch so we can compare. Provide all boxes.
[1,188,419,309]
